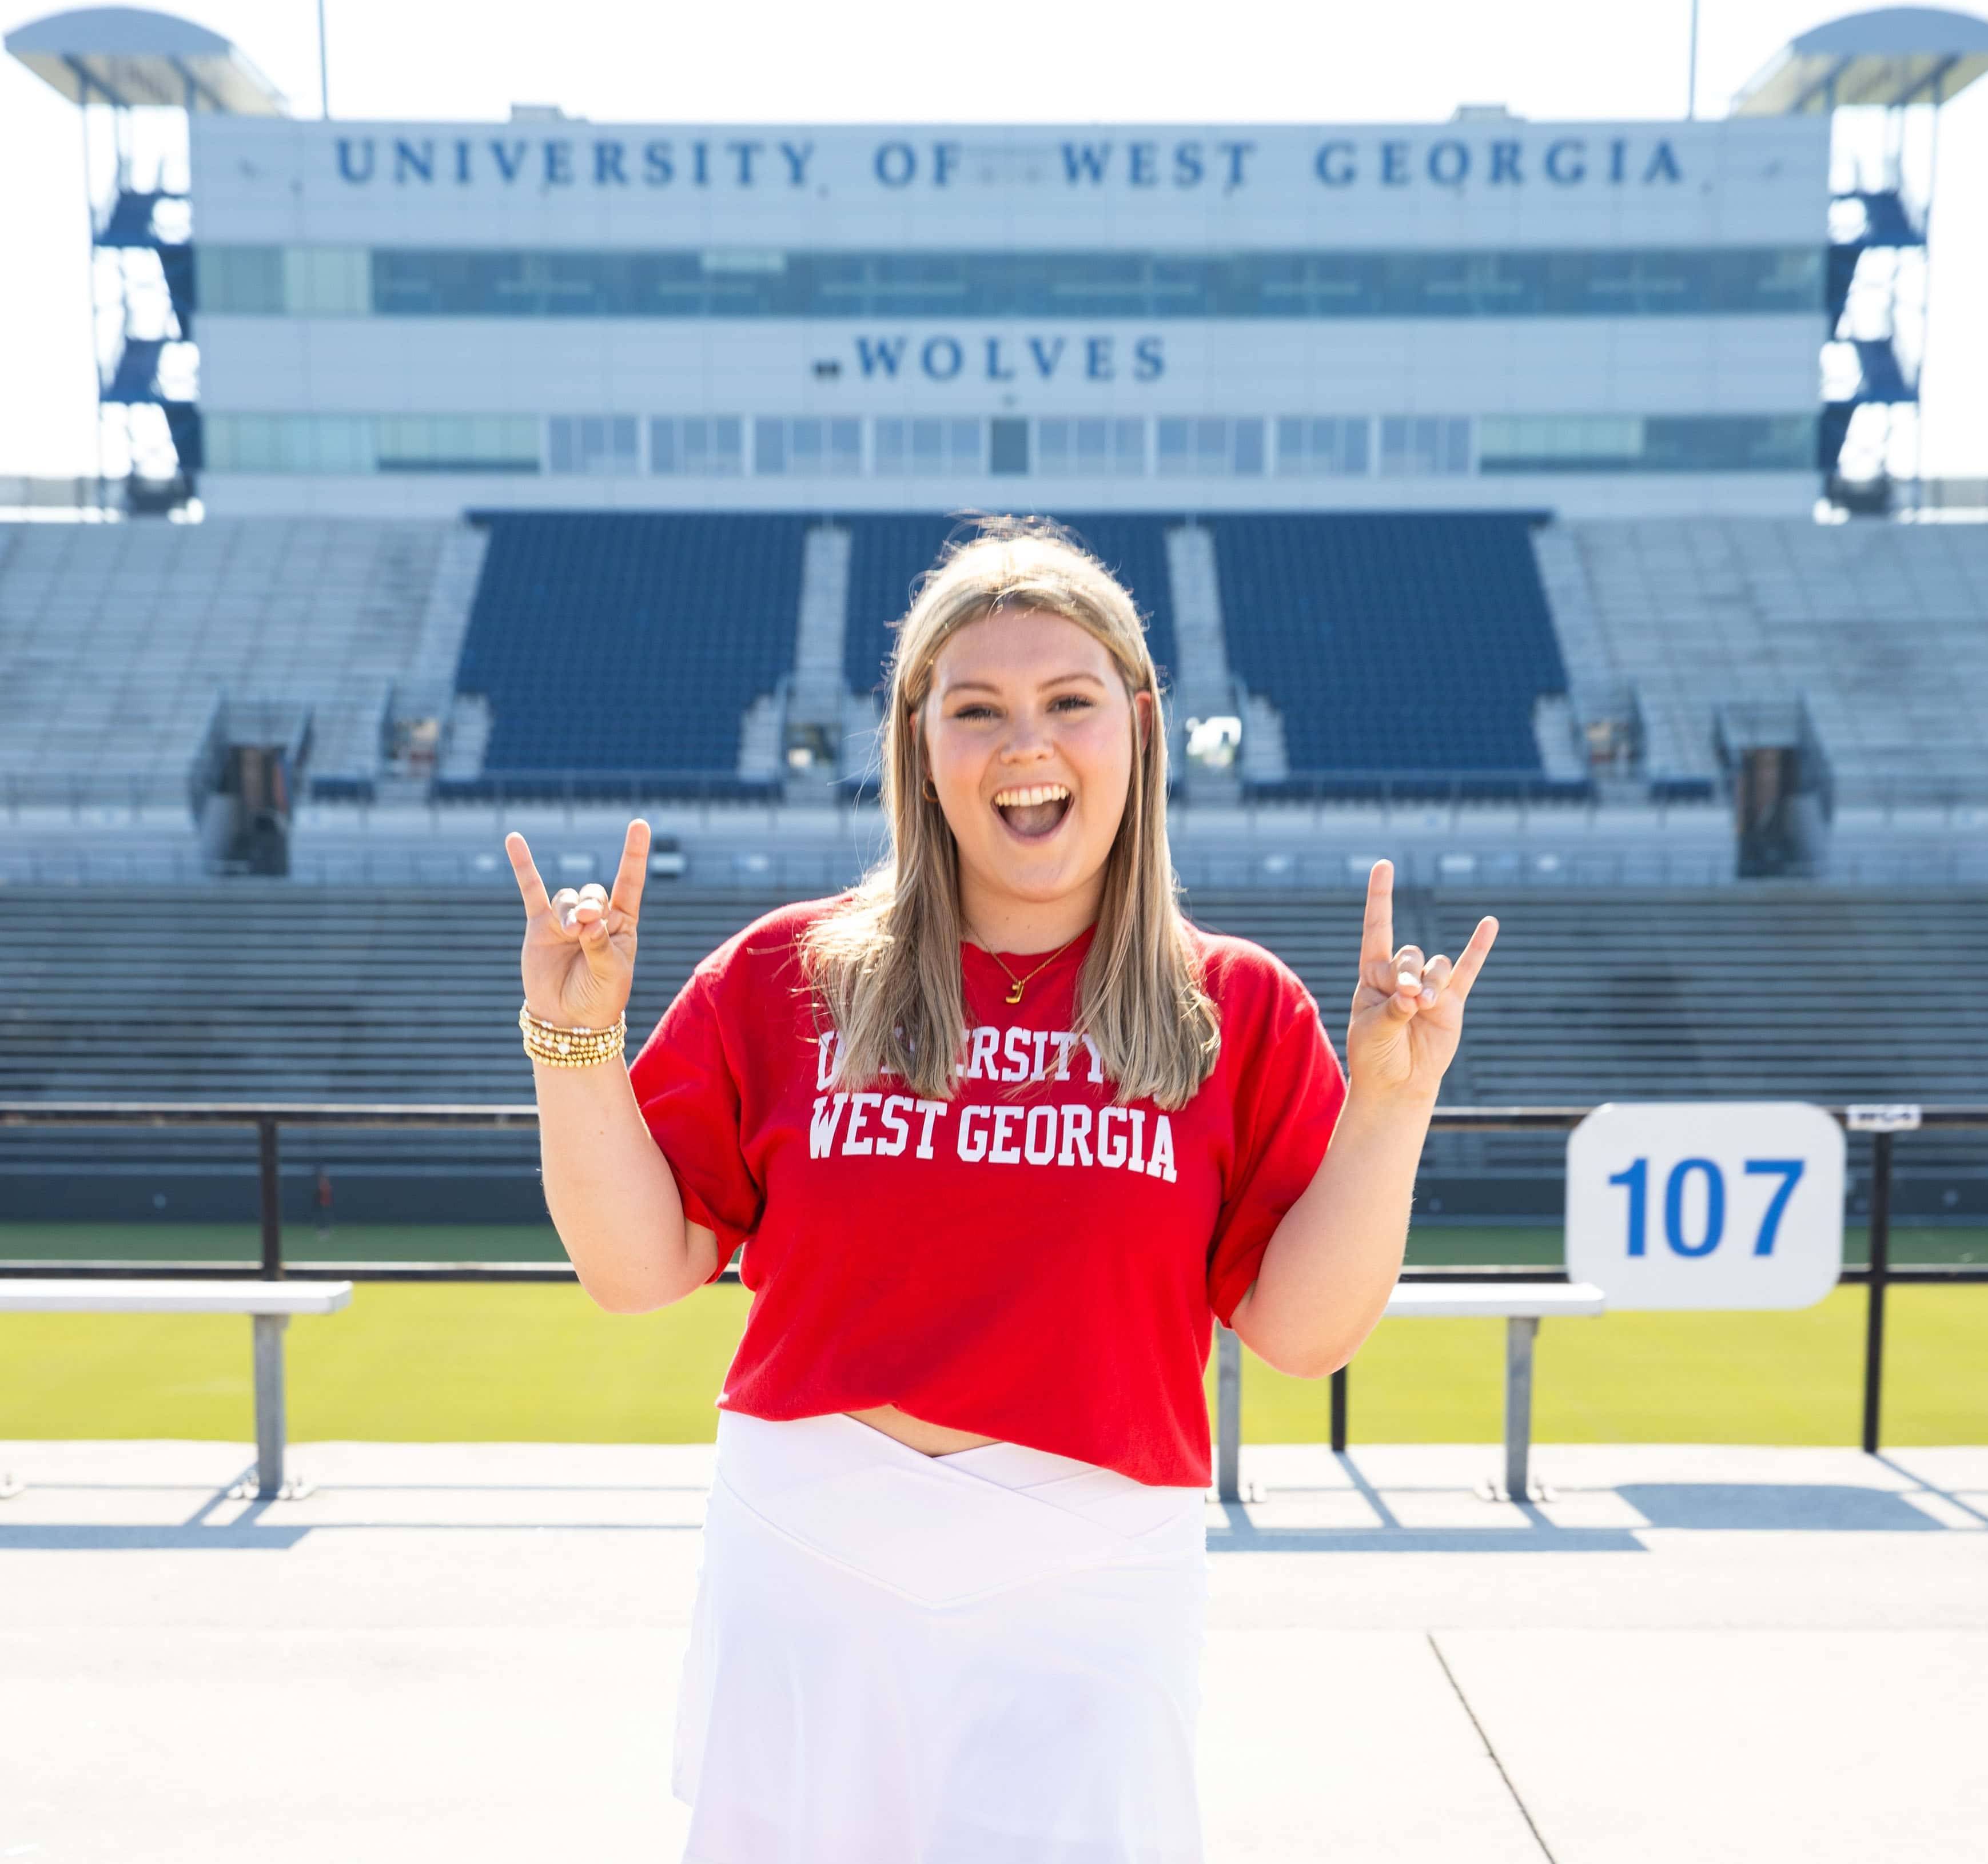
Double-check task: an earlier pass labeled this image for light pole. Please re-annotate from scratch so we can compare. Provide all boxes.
[317,0,330,118]
[1686,0,1700,118]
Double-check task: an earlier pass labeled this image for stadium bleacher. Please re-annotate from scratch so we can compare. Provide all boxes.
[0,517,481,804]
[449,512,812,797]
[1208,513,1576,796]
[0,884,795,1227]
[1416,883,1988,1212]
[3,504,1981,1217]
[1537,516,1988,806]
[3,883,1982,1228]
[6,509,1988,894]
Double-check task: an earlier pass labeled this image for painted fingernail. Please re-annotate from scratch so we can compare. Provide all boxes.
[1420,986,1437,1003]
[1397,974,1417,992]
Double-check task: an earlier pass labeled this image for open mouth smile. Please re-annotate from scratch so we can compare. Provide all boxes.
[991,782,1073,840]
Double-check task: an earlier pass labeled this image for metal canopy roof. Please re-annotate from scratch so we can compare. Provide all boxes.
[4,6,286,113]
[1732,7,1988,113]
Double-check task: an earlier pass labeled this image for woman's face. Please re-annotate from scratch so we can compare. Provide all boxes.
[919,606,1150,923]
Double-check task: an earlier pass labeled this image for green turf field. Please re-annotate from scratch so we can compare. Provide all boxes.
[1,1229,1981,1445]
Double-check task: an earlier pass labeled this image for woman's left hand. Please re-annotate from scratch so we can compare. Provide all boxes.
[1345,859,1497,1104]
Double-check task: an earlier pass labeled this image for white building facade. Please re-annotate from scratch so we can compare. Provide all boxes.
[190,115,1831,518]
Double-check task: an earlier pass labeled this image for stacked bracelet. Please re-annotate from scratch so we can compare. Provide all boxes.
[518,1003,628,1068]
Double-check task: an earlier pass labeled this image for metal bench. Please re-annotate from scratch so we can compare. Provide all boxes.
[0,1279,354,1501]
[1214,1280,1607,1504]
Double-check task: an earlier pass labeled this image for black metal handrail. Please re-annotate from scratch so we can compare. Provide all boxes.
[3,1099,1984,1457]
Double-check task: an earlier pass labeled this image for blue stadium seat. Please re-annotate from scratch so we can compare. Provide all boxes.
[840,514,1182,700]
[452,512,810,795]
[1207,513,1579,800]
[444,509,1574,803]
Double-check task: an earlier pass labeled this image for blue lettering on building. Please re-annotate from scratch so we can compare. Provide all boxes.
[1217,140,1254,190]
[1314,140,1355,186]
[1062,142,1111,184]
[855,336,906,378]
[1049,139,1247,189]
[347,133,824,189]
[327,130,1689,193]
[1304,133,1682,192]
[1427,139,1469,188]
[1545,138,1587,184]
[921,335,964,380]
[851,333,1165,382]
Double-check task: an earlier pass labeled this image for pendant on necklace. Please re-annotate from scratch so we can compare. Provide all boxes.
[1005,982,1025,1005]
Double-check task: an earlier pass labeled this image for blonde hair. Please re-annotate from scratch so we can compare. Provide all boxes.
[800,516,1220,1109]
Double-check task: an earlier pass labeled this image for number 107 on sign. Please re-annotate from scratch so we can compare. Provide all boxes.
[1567,1104,1845,1311]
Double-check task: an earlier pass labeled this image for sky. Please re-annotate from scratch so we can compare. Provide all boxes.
[1,0,1983,477]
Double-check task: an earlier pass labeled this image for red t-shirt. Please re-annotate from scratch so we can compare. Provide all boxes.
[626,898,1346,1488]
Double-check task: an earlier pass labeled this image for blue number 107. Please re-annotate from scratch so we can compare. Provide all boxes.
[1607,1157,1806,1258]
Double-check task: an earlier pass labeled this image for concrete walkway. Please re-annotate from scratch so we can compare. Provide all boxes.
[2,1439,1985,1863]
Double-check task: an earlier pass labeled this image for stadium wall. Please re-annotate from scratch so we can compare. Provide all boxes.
[188,116,1830,519]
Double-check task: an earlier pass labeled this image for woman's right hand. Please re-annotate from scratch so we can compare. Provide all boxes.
[505,819,652,1031]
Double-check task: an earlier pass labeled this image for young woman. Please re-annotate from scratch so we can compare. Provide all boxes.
[504,519,1497,1864]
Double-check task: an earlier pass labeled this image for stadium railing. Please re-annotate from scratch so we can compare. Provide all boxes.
[0,475,122,512]
[0,772,174,815]
[0,842,1675,893]
[2,1101,1981,1503]
[431,772,787,804]
[1240,772,1595,804]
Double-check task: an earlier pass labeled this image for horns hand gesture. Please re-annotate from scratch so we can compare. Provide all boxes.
[506,819,652,1031]
[1346,859,1497,1104]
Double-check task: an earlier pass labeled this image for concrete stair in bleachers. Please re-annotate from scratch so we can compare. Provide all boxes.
[790,525,854,726]
[1165,523,1266,797]
[439,694,492,780]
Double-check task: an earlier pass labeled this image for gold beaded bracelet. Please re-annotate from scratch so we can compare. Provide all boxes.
[518,1003,628,1068]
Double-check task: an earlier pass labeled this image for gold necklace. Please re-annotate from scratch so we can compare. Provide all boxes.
[970,927,1085,1005]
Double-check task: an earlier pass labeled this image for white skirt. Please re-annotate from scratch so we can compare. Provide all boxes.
[673,1409,1209,1864]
